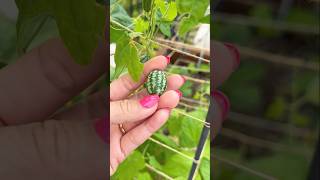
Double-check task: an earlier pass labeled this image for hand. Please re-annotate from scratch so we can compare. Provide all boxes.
[109,56,184,175]
[0,38,108,180]
[211,42,240,138]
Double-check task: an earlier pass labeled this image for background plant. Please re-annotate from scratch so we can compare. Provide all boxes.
[110,0,211,179]
[213,1,319,179]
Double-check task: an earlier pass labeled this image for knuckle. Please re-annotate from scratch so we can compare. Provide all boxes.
[119,99,131,114]
[120,76,136,92]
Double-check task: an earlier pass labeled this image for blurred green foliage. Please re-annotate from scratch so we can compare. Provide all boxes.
[214,1,319,180]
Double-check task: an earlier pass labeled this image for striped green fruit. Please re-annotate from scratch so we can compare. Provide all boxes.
[144,70,167,95]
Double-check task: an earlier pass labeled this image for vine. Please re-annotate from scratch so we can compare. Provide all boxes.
[110,0,209,81]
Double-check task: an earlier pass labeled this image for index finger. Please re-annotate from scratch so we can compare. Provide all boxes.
[110,55,169,101]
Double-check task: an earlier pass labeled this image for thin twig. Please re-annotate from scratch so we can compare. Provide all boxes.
[148,137,197,163]
[178,102,207,111]
[239,45,320,71]
[181,97,209,107]
[145,163,174,180]
[157,38,210,57]
[166,72,210,84]
[110,19,210,63]
[173,109,210,127]
[169,64,210,73]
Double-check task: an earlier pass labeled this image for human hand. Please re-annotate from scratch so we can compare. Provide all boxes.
[109,56,184,175]
[211,42,240,139]
[0,38,108,180]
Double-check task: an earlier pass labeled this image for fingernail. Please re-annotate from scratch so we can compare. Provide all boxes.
[165,56,171,64]
[213,91,230,120]
[224,43,240,69]
[94,118,109,143]
[175,90,182,98]
[140,95,160,108]
[181,75,186,84]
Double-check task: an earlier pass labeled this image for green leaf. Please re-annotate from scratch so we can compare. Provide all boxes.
[53,1,106,65]
[15,0,52,54]
[111,151,145,179]
[15,0,106,65]
[162,153,191,177]
[200,158,210,180]
[134,17,149,33]
[137,172,152,180]
[159,23,171,37]
[155,0,177,22]
[114,33,129,79]
[148,155,163,170]
[0,14,16,60]
[179,110,204,147]
[199,15,210,24]
[111,3,133,27]
[167,110,183,136]
[115,36,143,82]
[110,26,126,43]
[152,133,179,149]
[180,80,193,97]
[176,0,209,36]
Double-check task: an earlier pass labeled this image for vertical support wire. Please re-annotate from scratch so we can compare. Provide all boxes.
[188,98,214,180]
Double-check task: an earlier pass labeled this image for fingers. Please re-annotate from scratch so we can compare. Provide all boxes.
[110,56,169,101]
[158,90,181,108]
[0,119,106,180]
[53,73,184,122]
[212,91,230,139]
[122,90,181,131]
[0,38,107,125]
[120,109,170,159]
[212,41,240,87]
[110,95,160,124]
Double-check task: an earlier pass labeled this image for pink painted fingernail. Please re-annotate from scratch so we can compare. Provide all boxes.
[94,117,109,143]
[140,95,160,108]
[165,56,171,64]
[213,91,230,121]
[224,43,240,69]
[175,90,182,98]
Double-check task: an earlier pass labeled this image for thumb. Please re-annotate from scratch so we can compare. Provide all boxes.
[110,95,159,124]
[0,119,107,180]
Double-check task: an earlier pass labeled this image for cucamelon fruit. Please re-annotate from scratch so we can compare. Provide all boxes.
[144,69,167,95]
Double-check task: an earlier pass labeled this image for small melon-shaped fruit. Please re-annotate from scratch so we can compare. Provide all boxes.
[144,70,167,95]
